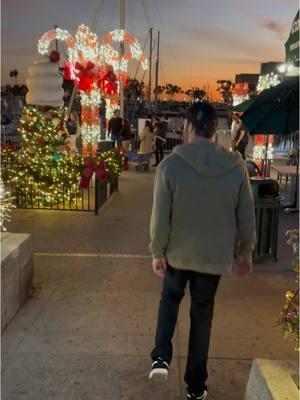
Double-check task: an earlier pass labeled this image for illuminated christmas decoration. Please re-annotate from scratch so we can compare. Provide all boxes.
[233,95,249,106]
[253,134,274,161]
[80,149,124,188]
[0,178,15,231]
[257,73,281,92]
[38,25,124,154]
[2,106,84,207]
[100,29,149,78]
[38,28,77,62]
[38,26,149,152]
[232,82,249,106]
[38,25,103,153]
[105,98,119,134]
[279,229,299,350]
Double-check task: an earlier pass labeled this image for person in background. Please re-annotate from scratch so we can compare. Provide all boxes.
[121,119,131,151]
[66,111,81,154]
[149,102,255,400]
[66,111,79,136]
[153,116,167,167]
[139,120,154,170]
[231,113,249,160]
[108,110,123,148]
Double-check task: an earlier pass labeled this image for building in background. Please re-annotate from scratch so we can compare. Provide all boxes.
[260,62,284,75]
[283,10,299,76]
[235,73,260,86]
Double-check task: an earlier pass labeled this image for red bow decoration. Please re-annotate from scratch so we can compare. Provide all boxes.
[254,135,265,146]
[80,158,109,189]
[97,65,118,95]
[64,62,118,94]
[64,61,100,92]
[123,156,129,171]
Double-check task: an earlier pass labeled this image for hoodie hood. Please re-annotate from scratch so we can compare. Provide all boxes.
[173,142,242,177]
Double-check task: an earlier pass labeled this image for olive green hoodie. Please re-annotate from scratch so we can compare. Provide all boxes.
[149,141,256,275]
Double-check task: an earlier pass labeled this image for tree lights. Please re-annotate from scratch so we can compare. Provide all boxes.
[257,73,281,93]
[0,177,15,231]
[1,106,84,207]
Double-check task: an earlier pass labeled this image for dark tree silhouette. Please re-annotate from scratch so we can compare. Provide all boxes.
[217,80,234,105]
[165,83,182,99]
[185,87,207,102]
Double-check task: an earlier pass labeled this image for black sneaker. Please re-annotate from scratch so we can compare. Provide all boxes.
[149,357,169,380]
[187,390,208,400]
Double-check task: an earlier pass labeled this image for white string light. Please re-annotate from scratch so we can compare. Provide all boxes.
[257,73,281,92]
[0,178,15,232]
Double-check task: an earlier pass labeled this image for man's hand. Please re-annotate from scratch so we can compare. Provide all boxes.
[232,256,252,276]
[152,257,167,278]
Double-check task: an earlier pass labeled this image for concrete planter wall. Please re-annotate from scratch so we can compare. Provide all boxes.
[1,232,34,333]
[245,359,299,400]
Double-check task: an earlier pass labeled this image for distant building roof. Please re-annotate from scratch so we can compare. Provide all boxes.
[235,74,260,85]
[285,10,299,66]
[260,62,283,75]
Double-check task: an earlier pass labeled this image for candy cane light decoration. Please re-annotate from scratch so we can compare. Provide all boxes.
[99,29,148,131]
[100,29,149,82]
[38,25,106,156]
[38,26,149,153]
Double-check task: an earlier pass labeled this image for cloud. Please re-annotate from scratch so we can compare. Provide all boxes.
[259,20,287,39]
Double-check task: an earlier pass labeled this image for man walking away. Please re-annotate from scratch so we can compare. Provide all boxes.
[149,102,255,399]
[231,112,249,160]
[121,119,131,151]
[153,116,167,166]
[108,110,123,148]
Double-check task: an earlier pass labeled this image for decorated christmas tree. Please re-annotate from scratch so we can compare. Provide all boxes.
[2,54,83,207]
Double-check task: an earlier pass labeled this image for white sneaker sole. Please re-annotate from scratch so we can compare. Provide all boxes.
[187,390,208,400]
[149,368,169,380]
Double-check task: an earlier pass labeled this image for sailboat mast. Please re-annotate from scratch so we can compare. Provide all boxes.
[148,27,153,101]
[120,0,125,118]
[154,30,160,101]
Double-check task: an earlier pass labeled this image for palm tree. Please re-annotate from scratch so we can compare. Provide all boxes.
[185,87,207,102]
[13,69,19,83]
[165,83,182,99]
[9,70,14,85]
[125,79,146,101]
[9,69,19,85]
[153,85,165,99]
[216,80,234,106]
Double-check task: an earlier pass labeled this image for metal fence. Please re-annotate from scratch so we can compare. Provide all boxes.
[2,162,118,215]
[131,134,182,153]
[131,130,232,154]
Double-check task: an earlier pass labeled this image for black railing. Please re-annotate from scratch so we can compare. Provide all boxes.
[2,162,118,215]
[95,173,119,215]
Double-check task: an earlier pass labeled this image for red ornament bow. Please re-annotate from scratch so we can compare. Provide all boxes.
[80,158,108,189]
[64,61,100,92]
[97,65,118,95]
[64,62,119,94]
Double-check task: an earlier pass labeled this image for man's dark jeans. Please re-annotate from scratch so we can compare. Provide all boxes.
[151,265,220,395]
[154,138,164,165]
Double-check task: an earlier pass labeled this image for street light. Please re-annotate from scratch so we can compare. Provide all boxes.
[278,64,286,73]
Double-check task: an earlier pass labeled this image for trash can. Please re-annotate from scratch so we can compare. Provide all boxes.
[250,177,280,261]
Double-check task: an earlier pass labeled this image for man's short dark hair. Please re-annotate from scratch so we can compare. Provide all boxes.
[185,102,217,138]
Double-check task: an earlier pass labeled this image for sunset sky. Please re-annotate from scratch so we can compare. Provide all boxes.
[1,0,298,99]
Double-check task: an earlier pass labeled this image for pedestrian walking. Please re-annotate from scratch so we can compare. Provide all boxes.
[153,116,167,166]
[138,120,154,170]
[108,110,123,148]
[121,119,132,151]
[149,102,256,400]
[231,112,249,160]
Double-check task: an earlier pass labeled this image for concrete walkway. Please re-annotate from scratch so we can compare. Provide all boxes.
[2,169,298,400]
